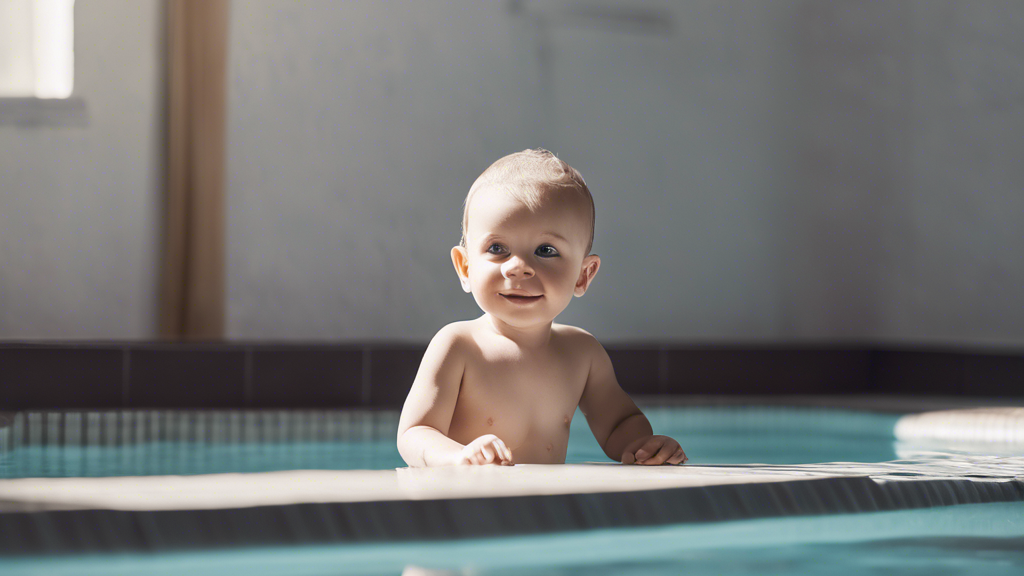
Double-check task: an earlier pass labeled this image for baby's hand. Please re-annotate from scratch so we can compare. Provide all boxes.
[458,434,514,466]
[621,435,687,466]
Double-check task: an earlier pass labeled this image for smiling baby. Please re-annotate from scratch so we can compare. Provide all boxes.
[397,149,686,467]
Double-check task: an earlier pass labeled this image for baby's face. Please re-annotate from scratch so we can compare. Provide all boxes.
[453,186,597,329]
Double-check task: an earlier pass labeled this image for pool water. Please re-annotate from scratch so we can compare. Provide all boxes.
[0,406,902,477]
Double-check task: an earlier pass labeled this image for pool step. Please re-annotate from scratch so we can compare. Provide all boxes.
[896,408,1024,445]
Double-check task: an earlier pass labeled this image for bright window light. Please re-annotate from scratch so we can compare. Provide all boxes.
[0,0,75,98]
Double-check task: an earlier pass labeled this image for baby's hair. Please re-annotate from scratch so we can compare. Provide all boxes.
[461,149,595,254]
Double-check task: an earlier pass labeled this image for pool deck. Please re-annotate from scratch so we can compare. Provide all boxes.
[0,464,861,512]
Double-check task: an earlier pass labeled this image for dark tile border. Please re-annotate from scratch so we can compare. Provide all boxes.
[127,346,247,409]
[249,347,364,408]
[607,348,662,395]
[663,348,872,395]
[367,345,429,407]
[0,342,1022,410]
[0,346,123,410]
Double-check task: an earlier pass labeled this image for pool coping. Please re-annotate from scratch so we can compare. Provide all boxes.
[1,468,1022,554]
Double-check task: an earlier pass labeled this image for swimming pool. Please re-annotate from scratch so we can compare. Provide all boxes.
[0,405,903,478]
[1,404,1022,575]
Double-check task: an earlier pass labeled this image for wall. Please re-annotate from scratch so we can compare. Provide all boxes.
[2,1,1022,348]
[225,1,546,341]
[786,1,1024,348]
[224,0,805,343]
[224,0,1023,347]
[0,0,164,339]
[888,1,1023,347]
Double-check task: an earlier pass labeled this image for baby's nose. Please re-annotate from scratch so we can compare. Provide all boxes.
[501,256,534,279]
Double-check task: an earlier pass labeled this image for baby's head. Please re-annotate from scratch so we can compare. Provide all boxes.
[460,149,595,255]
[452,149,601,328]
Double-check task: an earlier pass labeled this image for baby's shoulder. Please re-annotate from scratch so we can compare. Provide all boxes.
[431,320,476,347]
[551,323,602,355]
[422,321,488,370]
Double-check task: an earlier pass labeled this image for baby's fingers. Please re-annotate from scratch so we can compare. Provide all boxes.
[667,448,688,465]
[491,438,514,465]
[632,437,664,463]
[639,441,678,465]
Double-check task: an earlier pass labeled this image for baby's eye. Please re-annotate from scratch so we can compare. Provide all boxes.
[486,244,507,255]
[535,244,559,258]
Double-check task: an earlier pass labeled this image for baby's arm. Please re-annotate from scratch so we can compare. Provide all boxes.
[397,325,514,467]
[579,338,687,465]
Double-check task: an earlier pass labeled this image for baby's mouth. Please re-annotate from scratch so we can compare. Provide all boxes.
[500,292,543,304]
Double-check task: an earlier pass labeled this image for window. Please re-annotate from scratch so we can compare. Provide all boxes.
[0,0,75,98]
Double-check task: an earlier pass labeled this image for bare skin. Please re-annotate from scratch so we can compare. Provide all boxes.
[397,184,687,467]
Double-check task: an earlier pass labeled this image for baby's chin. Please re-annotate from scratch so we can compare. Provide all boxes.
[484,305,572,330]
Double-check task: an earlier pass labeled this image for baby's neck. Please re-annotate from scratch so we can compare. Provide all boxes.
[483,314,553,349]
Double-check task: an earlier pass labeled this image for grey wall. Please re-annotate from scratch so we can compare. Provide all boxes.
[225,0,1023,346]
[225,1,545,341]
[2,1,1022,347]
[225,0,804,343]
[889,2,1024,347]
[786,1,1024,347]
[0,0,164,339]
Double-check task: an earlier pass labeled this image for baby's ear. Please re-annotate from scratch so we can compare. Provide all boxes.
[574,254,601,297]
[451,246,472,293]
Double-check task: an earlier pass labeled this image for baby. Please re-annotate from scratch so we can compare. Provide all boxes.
[397,149,686,467]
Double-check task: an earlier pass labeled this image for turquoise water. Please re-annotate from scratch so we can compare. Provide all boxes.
[0,407,902,477]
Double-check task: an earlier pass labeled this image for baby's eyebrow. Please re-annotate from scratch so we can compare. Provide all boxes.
[541,232,569,243]
[480,232,569,244]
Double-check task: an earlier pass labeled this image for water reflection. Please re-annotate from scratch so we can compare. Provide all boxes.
[402,567,465,576]
[674,441,1024,483]
[398,533,1024,576]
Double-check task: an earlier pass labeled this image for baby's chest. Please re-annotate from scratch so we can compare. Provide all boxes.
[448,356,587,448]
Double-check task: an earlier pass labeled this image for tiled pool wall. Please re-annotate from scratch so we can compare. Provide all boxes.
[1,342,1022,410]
[0,406,903,478]
[0,410,406,478]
